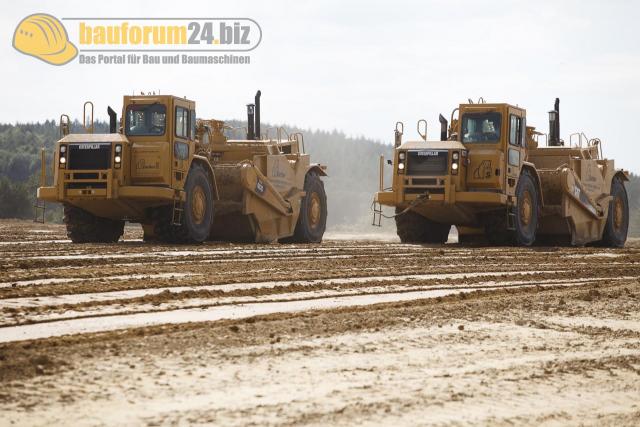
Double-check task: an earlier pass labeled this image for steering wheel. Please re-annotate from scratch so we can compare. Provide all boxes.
[150,125,163,133]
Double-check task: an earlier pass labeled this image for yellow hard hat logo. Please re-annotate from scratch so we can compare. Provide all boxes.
[13,13,77,65]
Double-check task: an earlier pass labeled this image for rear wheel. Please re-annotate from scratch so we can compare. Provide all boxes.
[395,208,450,244]
[152,163,214,243]
[287,173,327,243]
[64,205,124,243]
[599,177,628,247]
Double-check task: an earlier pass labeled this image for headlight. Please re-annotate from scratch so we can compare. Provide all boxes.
[451,162,459,170]
[452,152,459,160]
[398,152,406,160]
[398,162,405,170]
[114,156,121,163]
[115,145,122,153]
[59,145,67,168]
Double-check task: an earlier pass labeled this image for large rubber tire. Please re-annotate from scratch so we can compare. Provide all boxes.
[63,205,124,243]
[288,173,327,243]
[485,170,539,246]
[153,163,214,244]
[599,177,628,248]
[395,208,450,244]
[513,170,539,246]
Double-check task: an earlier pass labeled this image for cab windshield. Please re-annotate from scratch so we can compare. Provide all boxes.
[125,103,166,136]
[461,112,501,143]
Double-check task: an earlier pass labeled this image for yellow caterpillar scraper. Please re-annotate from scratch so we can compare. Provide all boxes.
[374,98,628,247]
[38,91,328,244]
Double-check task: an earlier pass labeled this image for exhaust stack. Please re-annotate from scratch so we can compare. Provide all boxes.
[254,90,261,140]
[246,104,255,140]
[107,106,117,134]
[548,98,562,146]
[439,114,448,141]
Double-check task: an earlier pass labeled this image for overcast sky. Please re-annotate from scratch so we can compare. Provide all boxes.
[2,0,640,172]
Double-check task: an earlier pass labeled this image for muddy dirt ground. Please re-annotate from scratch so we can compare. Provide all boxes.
[1,219,639,426]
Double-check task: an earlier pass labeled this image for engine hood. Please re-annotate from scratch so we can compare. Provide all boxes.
[58,133,129,144]
[399,140,466,151]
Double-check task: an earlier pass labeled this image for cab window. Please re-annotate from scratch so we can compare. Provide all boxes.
[509,115,523,146]
[461,112,501,143]
[175,107,189,138]
[125,103,166,136]
[190,109,196,140]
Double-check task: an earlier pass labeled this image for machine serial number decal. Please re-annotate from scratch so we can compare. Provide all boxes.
[416,151,440,156]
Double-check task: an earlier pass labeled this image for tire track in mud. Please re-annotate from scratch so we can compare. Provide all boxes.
[0,277,622,343]
[1,222,640,343]
[0,276,632,334]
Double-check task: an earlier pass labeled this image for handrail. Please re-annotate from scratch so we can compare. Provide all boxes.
[417,119,427,141]
[276,126,290,143]
[83,101,94,134]
[40,147,47,187]
[59,114,70,138]
[379,155,384,191]
[394,121,404,147]
[293,132,305,154]
[589,137,603,159]
[569,132,589,148]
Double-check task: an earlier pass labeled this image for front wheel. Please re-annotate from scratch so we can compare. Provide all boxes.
[395,208,450,244]
[484,170,539,246]
[152,163,214,243]
[513,170,539,246]
[64,205,124,243]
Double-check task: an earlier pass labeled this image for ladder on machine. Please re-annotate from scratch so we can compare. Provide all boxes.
[506,205,516,231]
[172,196,184,226]
[372,201,383,227]
[33,201,46,224]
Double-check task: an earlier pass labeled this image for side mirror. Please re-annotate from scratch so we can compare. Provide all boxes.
[387,159,393,165]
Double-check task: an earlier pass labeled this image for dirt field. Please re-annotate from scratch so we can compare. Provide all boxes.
[1,219,639,426]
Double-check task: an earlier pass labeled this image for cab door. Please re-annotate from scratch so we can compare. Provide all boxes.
[463,109,504,191]
[172,100,192,189]
[505,109,526,197]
